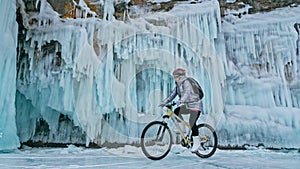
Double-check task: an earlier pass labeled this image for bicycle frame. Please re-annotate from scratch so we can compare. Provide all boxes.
[163,105,192,145]
[141,103,218,160]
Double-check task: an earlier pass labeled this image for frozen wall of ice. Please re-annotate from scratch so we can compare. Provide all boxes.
[218,105,300,148]
[219,6,300,148]
[16,0,225,146]
[10,0,300,150]
[0,0,20,151]
[223,6,300,108]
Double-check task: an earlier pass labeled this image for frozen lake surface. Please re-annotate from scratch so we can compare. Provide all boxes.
[0,145,299,169]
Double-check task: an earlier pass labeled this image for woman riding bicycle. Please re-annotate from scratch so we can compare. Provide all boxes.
[159,68,203,152]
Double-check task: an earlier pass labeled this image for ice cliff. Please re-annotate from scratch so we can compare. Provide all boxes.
[0,0,300,151]
[0,0,20,151]
[219,6,300,148]
[15,0,224,147]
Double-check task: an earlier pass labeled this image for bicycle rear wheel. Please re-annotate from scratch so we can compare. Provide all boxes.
[194,123,217,158]
[141,121,173,160]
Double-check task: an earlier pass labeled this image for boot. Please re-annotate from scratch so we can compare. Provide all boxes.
[191,136,200,153]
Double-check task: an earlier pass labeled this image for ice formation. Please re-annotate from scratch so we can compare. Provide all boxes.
[0,0,20,151]
[15,0,224,147]
[220,6,300,147]
[0,0,300,151]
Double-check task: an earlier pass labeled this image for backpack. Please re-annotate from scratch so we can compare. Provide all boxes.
[186,77,204,100]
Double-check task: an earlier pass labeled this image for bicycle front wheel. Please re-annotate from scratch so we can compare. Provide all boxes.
[141,121,173,160]
[194,123,218,158]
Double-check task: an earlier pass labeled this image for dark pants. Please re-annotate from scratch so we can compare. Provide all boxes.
[174,105,200,136]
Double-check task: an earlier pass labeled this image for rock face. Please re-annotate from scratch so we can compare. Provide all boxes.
[22,0,300,20]
[219,0,300,16]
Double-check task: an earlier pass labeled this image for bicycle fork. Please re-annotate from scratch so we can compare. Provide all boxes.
[155,123,167,142]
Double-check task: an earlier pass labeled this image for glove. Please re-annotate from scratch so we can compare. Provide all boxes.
[176,101,182,107]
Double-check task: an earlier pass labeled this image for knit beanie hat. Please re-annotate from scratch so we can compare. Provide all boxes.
[172,68,186,77]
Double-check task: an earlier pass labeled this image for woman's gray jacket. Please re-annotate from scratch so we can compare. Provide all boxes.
[162,76,203,112]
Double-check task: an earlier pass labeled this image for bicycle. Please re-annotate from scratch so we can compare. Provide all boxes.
[140,102,218,160]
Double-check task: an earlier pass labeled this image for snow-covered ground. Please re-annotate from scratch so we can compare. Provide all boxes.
[0,145,299,169]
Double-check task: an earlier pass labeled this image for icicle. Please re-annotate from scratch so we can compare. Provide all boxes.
[103,0,115,21]
[35,0,40,8]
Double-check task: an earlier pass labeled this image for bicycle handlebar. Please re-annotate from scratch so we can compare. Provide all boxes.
[162,102,176,119]
[165,102,176,109]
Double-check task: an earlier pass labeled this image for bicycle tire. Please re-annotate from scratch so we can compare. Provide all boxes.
[194,123,218,158]
[141,121,173,160]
